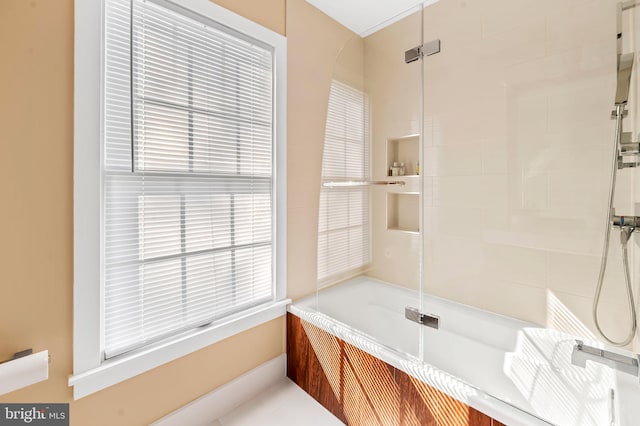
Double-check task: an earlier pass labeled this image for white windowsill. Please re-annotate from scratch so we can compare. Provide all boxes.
[68,299,290,399]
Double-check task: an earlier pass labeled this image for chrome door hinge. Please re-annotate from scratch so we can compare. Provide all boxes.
[405,306,439,329]
[405,39,441,64]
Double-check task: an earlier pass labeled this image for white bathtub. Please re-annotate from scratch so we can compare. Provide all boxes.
[288,276,640,426]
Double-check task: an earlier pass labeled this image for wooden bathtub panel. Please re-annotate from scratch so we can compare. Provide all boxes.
[395,368,492,426]
[394,368,437,426]
[342,341,400,425]
[431,383,492,426]
[465,409,493,426]
[287,313,347,423]
[287,313,505,426]
[307,337,348,423]
[286,313,309,391]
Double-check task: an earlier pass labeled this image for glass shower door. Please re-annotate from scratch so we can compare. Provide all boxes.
[315,6,424,360]
[419,0,628,424]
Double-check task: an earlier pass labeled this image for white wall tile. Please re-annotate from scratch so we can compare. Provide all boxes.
[549,289,638,349]
[424,143,483,177]
[547,252,600,298]
[613,170,635,214]
[512,92,548,135]
[545,290,599,342]
[433,175,508,208]
[425,206,484,240]
[482,243,548,288]
[481,138,508,175]
[423,176,434,207]
[547,170,609,216]
[518,143,609,174]
[476,280,548,325]
[480,0,544,40]
[521,171,548,211]
[546,75,613,135]
[545,0,614,57]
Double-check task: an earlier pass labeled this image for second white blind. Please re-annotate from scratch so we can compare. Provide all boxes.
[317,81,370,282]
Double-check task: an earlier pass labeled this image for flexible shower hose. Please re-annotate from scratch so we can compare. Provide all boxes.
[592,104,637,347]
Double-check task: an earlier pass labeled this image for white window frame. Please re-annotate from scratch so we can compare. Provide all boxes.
[71,0,288,399]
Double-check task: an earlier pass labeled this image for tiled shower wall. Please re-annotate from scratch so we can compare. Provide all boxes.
[366,0,639,347]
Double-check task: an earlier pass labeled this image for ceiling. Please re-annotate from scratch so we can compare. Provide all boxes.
[305,0,440,37]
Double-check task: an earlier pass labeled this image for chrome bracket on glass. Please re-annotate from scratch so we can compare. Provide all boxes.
[617,132,640,169]
[405,39,441,64]
[405,307,439,329]
[322,180,406,188]
[571,340,640,380]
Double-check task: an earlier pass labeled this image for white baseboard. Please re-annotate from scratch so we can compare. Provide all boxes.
[152,354,287,426]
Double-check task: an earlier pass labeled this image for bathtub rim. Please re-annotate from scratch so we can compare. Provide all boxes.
[288,278,555,426]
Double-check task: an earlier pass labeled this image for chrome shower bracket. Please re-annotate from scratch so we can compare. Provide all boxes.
[618,156,638,169]
[620,132,640,154]
[405,306,439,329]
[617,131,640,169]
[405,39,441,64]
[611,109,629,119]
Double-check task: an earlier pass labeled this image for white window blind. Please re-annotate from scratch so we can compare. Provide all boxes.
[317,81,370,282]
[104,0,275,358]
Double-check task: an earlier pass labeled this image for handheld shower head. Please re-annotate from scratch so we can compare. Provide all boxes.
[615,52,634,106]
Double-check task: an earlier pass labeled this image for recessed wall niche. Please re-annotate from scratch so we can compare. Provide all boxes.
[387,135,419,176]
[387,192,419,233]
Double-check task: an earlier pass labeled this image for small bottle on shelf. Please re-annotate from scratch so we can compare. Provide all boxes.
[416,161,420,175]
[391,162,400,176]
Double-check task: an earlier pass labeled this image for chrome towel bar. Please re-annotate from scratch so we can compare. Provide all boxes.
[322,180,406,188]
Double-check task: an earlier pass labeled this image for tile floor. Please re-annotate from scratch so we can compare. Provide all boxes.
[211,378,344,426]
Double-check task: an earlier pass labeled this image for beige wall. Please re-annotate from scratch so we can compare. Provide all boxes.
[0,0,347,424]
[286,0,358,300]
[332,38,365,92]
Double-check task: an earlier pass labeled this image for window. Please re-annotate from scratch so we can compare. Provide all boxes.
[72,0,287,398]
[317,81,370,283]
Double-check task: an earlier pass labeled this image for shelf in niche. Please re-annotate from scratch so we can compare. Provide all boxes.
[383,175,419,180]
[387,192,419,233]
[387,135,419,177]
[387,228,420,235]
[383,175,420,193]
